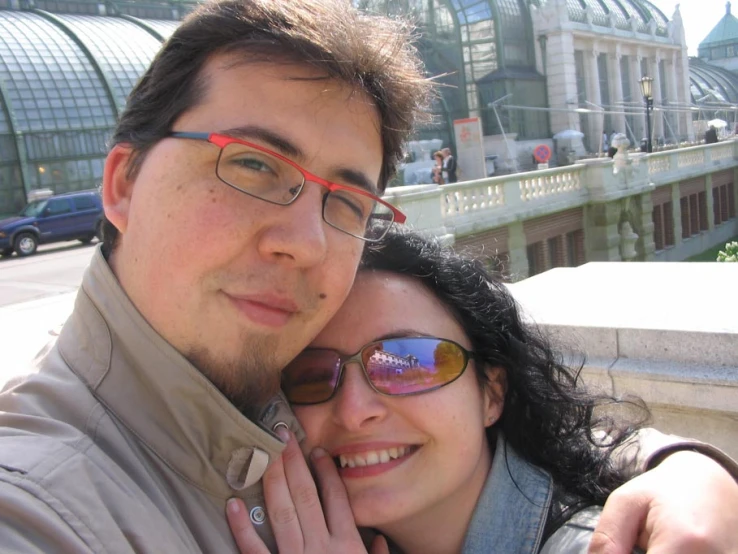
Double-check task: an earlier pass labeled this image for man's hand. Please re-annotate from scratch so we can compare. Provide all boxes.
[226,429,388,554]
[589,451,738,554]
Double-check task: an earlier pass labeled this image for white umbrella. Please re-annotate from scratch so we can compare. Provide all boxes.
[553,129,585,139]
[708,119,728,129]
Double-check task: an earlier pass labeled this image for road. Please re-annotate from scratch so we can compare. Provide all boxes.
[0,242,94,378]
[0,241,95,308]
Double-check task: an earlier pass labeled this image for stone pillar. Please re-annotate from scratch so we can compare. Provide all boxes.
[506,221,529,280]
[636,192,656,261]
[650,55,664,143]
[671,182,683,246]
[677,43,694,141]
[610,51,626,134]
[706,173,715,230]
[631,55,646,143]
[544,32,580,135]
[585,49,603,152]
[667,52,682,140]
[584,201,622,261]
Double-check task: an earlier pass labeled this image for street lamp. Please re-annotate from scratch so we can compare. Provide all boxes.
[639,75,654,153]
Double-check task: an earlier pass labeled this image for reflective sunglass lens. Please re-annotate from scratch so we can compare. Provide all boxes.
[282,350,341,404]
[363,338,467,395]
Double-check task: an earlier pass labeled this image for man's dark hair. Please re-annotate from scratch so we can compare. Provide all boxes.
[101,0,432,253]
[361,226,649,533]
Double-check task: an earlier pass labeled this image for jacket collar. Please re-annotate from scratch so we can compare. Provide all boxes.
[57,247,295,498]
[462,434,553,554]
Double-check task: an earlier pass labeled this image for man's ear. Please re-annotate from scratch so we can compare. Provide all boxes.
[102,144,136,235]
[483,366,506,428]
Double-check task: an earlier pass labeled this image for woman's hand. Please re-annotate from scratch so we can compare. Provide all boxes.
[226,429,389,554]
[589,451,738,554]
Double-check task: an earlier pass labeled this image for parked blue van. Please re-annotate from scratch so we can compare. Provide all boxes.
[0,190,104,257]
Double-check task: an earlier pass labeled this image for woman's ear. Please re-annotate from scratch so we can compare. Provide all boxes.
[102,144,136,235]
[482,366,506,428]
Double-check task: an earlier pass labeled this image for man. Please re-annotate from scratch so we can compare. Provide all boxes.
[441,147,457,183]
[706,125,719,144]
[0,1,736,553]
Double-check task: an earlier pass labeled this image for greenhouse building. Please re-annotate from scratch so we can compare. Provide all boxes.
[1,0,738,214]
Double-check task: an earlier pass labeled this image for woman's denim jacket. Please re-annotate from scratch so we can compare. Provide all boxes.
[461,435,601,554]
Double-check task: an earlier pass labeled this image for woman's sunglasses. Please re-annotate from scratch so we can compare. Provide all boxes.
[282,337,474,405]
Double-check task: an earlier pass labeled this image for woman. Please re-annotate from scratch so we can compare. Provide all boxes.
[227,228,738,554]
[432,151,445,185]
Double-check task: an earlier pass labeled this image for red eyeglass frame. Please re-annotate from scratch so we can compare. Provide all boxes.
[168,131,406,227]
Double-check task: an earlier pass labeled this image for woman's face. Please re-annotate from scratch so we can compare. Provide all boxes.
[293,271,504,529]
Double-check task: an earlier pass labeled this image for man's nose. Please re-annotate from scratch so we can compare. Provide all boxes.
[256,183,329,267]
[331,363,388,431]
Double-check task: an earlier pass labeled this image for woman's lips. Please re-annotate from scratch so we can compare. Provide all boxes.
[333,444,420,479]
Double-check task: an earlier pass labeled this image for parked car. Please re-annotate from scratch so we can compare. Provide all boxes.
[0,190,103,257]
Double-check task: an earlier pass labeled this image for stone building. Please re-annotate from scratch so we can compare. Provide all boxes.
[2,0,738,216]
[699,1,738,73]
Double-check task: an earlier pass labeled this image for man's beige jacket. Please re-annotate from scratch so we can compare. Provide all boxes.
[0,248,301,553]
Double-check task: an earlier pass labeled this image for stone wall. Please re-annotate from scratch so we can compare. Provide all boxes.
[508,262,738,458]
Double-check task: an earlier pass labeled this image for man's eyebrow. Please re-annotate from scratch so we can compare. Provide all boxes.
[220,125,303,161]
[332,168,379,195]
[220,125,379,195]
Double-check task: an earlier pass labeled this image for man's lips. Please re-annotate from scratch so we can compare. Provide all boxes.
[226,294,298,328]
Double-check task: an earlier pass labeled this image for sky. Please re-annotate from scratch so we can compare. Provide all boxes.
[648,0,730,56]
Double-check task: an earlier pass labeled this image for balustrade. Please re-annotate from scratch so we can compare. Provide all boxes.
[442,182,504,217]
[647,154,670,176]
[519,168,582,202]
[710,143,734,162]
[387,140,738,237]
[677,148,705,169]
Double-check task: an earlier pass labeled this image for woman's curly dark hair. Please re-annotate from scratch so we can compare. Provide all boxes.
[361,225,649,510]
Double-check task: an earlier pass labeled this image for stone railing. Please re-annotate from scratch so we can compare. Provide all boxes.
[647,153,670,176]
[710,142,734,162]
[643,141,738,186]
[519,167,582,201]
[384,139,738,239]
[677,148,705,169]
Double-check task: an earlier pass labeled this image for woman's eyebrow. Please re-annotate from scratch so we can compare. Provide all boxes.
[372,330,432,342]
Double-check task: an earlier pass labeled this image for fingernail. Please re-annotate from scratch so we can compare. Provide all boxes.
[275,426,291,443]
[310,447,327,460]
[227,498,240,514]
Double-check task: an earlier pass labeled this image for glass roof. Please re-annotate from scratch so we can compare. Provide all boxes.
[0,96,10,134]
[0,11,117,132]
[535,0,668,35]
[55,14,163,109]
[130,18,180,40]
[354,0,539,118]
[689,58,738,103]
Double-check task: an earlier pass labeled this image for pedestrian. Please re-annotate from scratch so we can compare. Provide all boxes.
[1,1,737,553]
[432,151,444,185]
[442,147,458,183]
[705,125,719,144]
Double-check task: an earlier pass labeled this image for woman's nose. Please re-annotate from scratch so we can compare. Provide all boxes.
[330,362,388,431]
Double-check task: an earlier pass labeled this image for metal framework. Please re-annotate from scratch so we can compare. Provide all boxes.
[0,4,179,215]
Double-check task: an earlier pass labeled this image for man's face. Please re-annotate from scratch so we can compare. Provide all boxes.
[103,56,383,411]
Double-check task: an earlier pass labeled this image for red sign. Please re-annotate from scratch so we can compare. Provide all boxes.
[533,144,551,163]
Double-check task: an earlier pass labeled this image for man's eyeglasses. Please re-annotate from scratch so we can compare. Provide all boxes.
[281,337,474,405]
[168,132,405,242]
